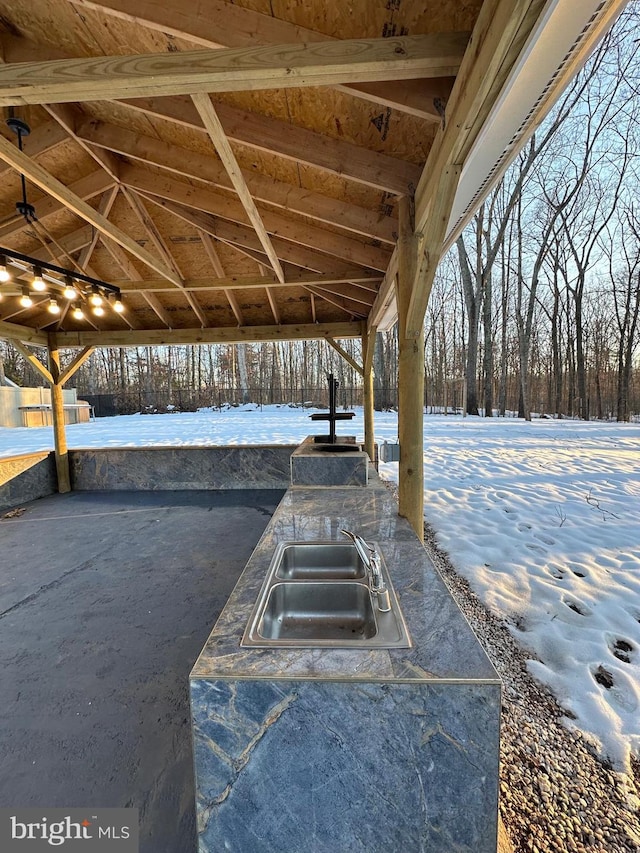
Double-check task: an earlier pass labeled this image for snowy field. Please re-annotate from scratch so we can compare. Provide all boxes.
[1,405,639,774]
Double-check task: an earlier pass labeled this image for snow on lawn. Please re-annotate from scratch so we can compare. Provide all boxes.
[1,407,639,773]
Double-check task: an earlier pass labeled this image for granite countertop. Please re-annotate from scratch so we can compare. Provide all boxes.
[190,478,500,684]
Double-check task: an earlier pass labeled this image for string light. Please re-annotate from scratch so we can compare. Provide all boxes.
[31,267,46,291]
[0,247,125,320]
[72,305,85,321]
[0,254,10,283]
[63,276,77,300]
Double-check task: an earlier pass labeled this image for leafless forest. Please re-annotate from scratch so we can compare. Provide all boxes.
[1,7,639,421]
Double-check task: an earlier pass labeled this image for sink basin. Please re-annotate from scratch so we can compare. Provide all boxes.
[258,582,376,641]
[241,541,411,649]
[275,543,366,579]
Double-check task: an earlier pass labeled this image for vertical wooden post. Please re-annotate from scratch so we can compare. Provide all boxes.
[362,326,376,463]
[47,332,71,494]
[397,196,424,541]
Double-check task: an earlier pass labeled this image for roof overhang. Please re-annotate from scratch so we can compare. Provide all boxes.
[373,0,628,331]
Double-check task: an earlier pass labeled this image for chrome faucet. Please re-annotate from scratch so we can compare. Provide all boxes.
[341,529,391,612]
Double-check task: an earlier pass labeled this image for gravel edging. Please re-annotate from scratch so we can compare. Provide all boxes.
[420,521,640,853]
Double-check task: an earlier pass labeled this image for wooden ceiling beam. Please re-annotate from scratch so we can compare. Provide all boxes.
[326,338,364,377]
[11,340,53,384]
[121,165,391,272]
[121,187,208,327]
[265,283,281,325]
[53,321,364,348]
[192,92,285,284]
[112,272,382,294]
[304,287,367,319]
[0,133,182,286]
[342,78,455,123]
[141,194,378,279]
[140,292,174,328]
[0,319,48,346]
[198,231,244,326]
[100,236,140,282]
[399,0,549,338]
[30,226,93,262]
[0,33,420,195]
[66,0,464,121]
[308,283,375,307]
[42,103,121,182]
[123,96,420,196]
[78,120,397,244]
[0,34,469,107]
[78,188,118,268]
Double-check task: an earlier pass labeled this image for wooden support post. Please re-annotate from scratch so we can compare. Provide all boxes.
[362,325,377,464]
[396,196,424,541]
[47,332,71,494]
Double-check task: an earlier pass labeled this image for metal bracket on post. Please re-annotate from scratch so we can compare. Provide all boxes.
[379,441,401,462]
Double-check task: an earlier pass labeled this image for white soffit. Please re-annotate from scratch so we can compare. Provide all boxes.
[442,0,624,251]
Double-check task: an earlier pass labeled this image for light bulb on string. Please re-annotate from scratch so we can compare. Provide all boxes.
[89,286,103,307]
[72,305,85,321]
[32,267,46,292]
[48,298,61,315]
[63,276,77,300]
[19,288,33,308]
[92,304,105,317]
[0,255,10,283]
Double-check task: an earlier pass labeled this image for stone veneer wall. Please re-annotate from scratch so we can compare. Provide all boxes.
[0,452,57,513]
[69,446,296,491]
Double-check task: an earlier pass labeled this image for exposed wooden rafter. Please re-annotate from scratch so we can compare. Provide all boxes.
[120,165,391,272]
[54,321,364,348]
[0,135,181,285]
[138,193,380,279]
[0,34,469,106]
[78,120,397,244]
[65,0,462,121]
[192,92,285,284]
[0,31,422,196]
[122,96,421,195]
[121,187,209,327]
[199,230,244,326]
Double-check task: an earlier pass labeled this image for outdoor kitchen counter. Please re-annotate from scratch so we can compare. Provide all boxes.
[190,476,501,852]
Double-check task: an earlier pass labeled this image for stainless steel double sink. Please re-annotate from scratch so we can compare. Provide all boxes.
[241,542,411,649]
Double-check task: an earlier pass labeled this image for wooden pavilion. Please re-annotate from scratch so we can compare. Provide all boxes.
[0,0,627,538]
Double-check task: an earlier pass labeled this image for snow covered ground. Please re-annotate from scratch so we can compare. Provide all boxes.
[1,405,639,773]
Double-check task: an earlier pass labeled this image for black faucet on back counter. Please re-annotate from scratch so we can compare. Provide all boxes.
[308,373,355,444]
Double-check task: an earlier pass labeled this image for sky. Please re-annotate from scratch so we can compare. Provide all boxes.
[1,405,639,781]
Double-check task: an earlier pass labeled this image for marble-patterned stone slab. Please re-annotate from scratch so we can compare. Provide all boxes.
[0,452,56,513]
[290,439,368,486]
[191,678,500,853]
[70,446,295,491]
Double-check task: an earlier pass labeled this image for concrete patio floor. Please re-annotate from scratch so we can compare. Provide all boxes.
[0,488,285,853]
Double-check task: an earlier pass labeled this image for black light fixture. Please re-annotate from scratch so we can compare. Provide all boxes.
[0,245,125,319]
[0,114,126,320]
